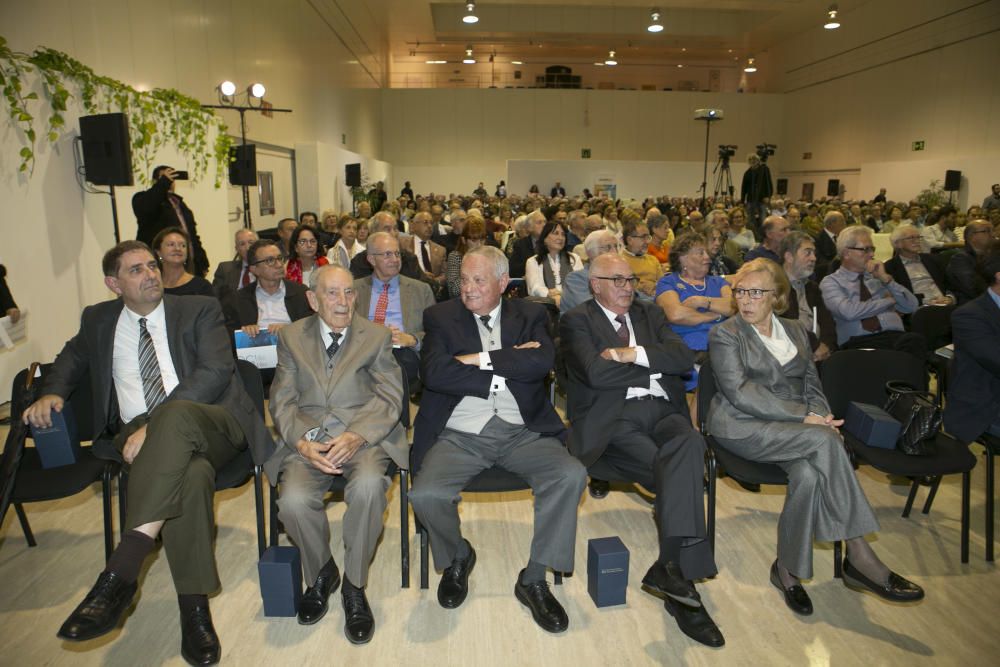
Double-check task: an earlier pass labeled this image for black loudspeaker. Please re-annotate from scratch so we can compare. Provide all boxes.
[79,113,133,186]
[345,163,361,187]
[944,170,961,191]
[776,178,788,196]
[827,179,841,197]
[229,144,257,186]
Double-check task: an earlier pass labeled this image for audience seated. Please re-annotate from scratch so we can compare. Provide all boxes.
[705,226,738,276]
[212,228,258,312]
[646,211,672,265]
[814,211,845,280]
[327,215,365,268]
[921,207,963,252]
[884,224,953,306]
[152,227,214,298]
[286,226,329,286]
[621,219,664,300]
[524,221,583,307]
[508,210,547,278]
[445,216,488,299]
[561,230,619,314]
[948,218,996,304]
[744,215,789,264]
[778,231,837,362]
[230,239,313,335]
[350,212,426,285]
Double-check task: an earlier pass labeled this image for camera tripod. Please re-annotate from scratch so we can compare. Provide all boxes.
[713,156,734,203]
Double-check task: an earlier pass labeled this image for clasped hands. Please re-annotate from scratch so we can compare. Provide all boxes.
[601,347,637,364]
[454,340,541,365]
[296,431,366,475]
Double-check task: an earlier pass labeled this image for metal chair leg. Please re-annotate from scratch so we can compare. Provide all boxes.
[14,503,36,547]
[706,454,717,554]
[118,470,128,540]
[253,466,265,558]
[269,482,280,548]
[399,469,410,588]
[417,517,429,590]
[961,470,970,564]
[554,571,563,585]
[902,480,920,518]
[833,540,843,578]
[102,465,114,561]
[987,449,995,562]
[921,476,942,515]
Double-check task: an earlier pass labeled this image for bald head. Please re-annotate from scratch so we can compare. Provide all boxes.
[589,254,635,314]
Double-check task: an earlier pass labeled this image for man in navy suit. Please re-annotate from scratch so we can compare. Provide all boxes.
[944,240,1000,443]
[408,246,586,634]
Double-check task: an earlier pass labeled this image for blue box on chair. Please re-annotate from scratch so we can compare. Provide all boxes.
[30,401,81,468]
[844,402,901,449]
[587,536,629,607]
[258,546,302,617]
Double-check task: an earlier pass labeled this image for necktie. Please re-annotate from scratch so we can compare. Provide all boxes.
[138,318,167,413]
[420,240,432,272]
[167,195,189,234]
[240,265,251,288]
[373,282,389,325]
[615,314,630,345]
[858,275,882,333]
[326,331,342,359]
[479,315,492,332]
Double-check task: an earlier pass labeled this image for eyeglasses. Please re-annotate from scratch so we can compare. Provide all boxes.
[252,255,285,266]
[734,287,774,300]
[596,243,622,254]
[369,250,401,259]
[628,234,652,241]
[297,238,317,245]
[896,236,921,242]
[593,275,639,288]
[846,246,876,254]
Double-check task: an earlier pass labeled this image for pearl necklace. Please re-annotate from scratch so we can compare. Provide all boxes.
[681,273,706,291]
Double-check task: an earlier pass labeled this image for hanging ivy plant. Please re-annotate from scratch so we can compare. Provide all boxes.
[0,37,232,187]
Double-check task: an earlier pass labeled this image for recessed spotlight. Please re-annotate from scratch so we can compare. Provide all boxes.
[744,57,757,73]
[677,64,683,68]
[463,2,479,24]
[824,5,840,29]
[605,50,617,66]
[647,9,663,33]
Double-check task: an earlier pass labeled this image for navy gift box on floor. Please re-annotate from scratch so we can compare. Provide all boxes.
[587,536,629,607]
[844,402,901,449]
[258,546,302,617]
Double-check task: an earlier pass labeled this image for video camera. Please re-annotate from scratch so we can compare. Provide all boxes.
[718,145,737,159]
[755,143,776,162]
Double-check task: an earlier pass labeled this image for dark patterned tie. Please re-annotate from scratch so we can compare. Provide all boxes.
[479,315,492,332]
[327,331,342,359]
[615,314,630,344]
[138,318,167,412]
[858,275,882,333]
[420,240,432,273]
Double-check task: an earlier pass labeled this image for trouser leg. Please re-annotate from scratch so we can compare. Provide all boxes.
[276,452,336,585]
[340,445,392,587]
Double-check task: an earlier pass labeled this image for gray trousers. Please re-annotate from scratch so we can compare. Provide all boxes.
[276,444,392,587]
[715,421,880,579]
[409,417,587,572]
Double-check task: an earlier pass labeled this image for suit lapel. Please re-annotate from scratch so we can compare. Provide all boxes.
[163,296,185,379]
[586,300,622,349]
[499,299,524,349]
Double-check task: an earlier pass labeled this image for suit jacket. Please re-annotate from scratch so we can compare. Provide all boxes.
[412,298,564,472]
[551,186,566,197]
[707,315,830,440]
[508,235,537,278]
[780,279,838,352]
[0,264,16,312]
[132,176,209,276]
[230,279,313,330]
[560,299,694,467]
[40,295,275,472]
[212,259,244,293]
[943,292,1000,442]
[267,313,409,470]
[399,236,446,278]
[884,252,949,305]
[349,247,426,284]
[814,230,838,279]
[353,274,436,344]
[947,249,987,304]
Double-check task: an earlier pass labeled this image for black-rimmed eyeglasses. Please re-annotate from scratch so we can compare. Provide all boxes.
[733,287,774,300]
[252,255,285,266]
[593,275,639,288]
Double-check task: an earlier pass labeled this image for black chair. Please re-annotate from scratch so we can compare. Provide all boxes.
[973,433,999,562]
[697,359,843,574]
[909,303,957,403]
[0,363,119,561]
[821,349,977,562]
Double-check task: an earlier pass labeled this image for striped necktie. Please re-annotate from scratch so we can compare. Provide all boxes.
[138,318,167,412]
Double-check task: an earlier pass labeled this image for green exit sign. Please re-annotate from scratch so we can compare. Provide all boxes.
[581,148,591,159]
[912,140,925,151]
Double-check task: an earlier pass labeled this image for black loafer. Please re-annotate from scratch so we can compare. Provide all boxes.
[769,560,813,616]
[180,603,221,666]
[514,570,568,633]
[664,597,725,648]
[842,559,924,602]
[588,478,610,499]
[641,561,701,608]
[341,577,375,645]
[437,540,476,609]
[298,558,341,625]
[57,571,138,641]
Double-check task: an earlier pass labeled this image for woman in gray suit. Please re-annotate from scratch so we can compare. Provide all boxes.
[707,258,924,616]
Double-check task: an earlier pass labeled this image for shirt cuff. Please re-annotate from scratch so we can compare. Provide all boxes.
[490,375,508,393]
[478,352,493,370]
[634,346,650,368]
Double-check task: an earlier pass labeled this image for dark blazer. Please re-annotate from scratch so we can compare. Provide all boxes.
[412,298,564,472]
[508,235,537,278]
[0,264,16,312]
[212,259,245,293]
[550,186,566,197]
[132,176,209,276]
[947,249,987,304]
[40,295,275,470]
[230,279,313,330]
[560,299,693,467]
[944,292,1000,442]
[814,230,838,279]
[884,253,949,305]
[780,279,838,352]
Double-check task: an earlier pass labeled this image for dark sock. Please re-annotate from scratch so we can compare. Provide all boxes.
[521,560,547,584]
[342,574,362,592]
[659,537,683,566]
[453,539,471,562]
[104,529,155,584]
[178,593,209,615]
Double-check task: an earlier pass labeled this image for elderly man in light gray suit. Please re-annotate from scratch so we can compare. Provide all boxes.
[269,264,408,644]
[354,231,436,388]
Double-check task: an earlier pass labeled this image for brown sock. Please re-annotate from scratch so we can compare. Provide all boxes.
[104,529,156,584]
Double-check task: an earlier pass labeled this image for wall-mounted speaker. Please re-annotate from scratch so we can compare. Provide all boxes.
[79,112,134,186]
[827,179,841,197]
[345,163,361,187]
[776,178,788,196]
[228,144,257,186]
[944,170,961,192]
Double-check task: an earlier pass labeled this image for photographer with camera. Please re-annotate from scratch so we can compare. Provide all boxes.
[133,165,209,277]
[740,147,774,239]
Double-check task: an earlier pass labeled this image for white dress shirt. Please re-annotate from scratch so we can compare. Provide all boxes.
[112,301,180,423]
[594,301,667,400]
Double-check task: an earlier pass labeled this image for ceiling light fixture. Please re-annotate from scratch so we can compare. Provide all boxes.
[463,46,475,64]
[249,83,266,98]
[426,60,447,64]
[647,9,663,33]
[463,2,479,24]
[743,57,757,73]
[824,5,840,29]
[605,50,618,66]
[511,60,523,65]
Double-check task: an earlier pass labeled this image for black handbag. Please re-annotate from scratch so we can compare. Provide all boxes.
[883,381,941,456]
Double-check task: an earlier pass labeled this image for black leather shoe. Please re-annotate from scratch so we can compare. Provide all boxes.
[437,541,476,609]
[664,597,725,648]
[298,558,341,625]
[842,559,924,602]
[57,571,138,641]
[180,603,221,666]
[514,570,568,633]
[769,560,813,616]
[588,478,610,499]
[341,577,374,644]
[641,561,701,608]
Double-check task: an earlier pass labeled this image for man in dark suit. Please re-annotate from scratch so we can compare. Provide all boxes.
[408,246,586,634]
[269,265,408,643]
[212,228,259,321]
[508,210,546,278]
[884,224,952,306]
[132,166,209,277]
[550,181,566,198]
[779,232,837,362]
[948,219,996,304]
[560,253,723,648]
[354,232,436,387]
[814,211,844,280]
[349,212,427,285]
[945,240,1000,444]
[230,239,313,334]
[23,241,275,665]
